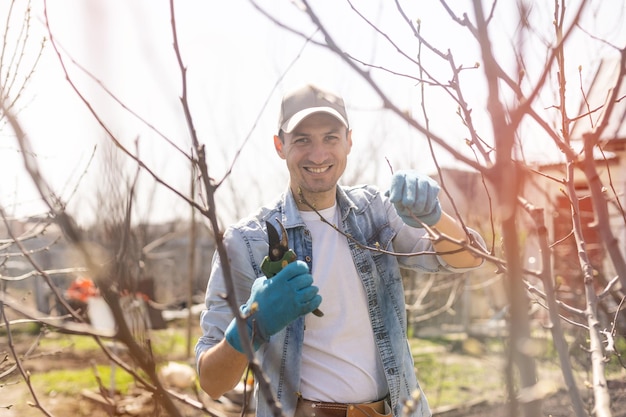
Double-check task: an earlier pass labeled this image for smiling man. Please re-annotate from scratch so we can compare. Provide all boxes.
[196,85,484,417]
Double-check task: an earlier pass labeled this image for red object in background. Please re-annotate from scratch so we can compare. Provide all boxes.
[65,277,98,302]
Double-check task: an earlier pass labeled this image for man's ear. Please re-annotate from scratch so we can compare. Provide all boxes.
[274,135,286,159]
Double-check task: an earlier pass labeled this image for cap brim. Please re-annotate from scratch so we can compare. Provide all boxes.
[281,107,349,134]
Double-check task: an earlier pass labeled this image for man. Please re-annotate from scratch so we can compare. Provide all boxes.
[196,84,484,417]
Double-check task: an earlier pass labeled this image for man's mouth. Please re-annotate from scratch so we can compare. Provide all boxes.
[305,166,331,174]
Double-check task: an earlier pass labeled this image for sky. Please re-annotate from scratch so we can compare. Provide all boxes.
[1,0,625,227]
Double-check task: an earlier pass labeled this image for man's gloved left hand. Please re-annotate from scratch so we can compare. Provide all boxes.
[386,170,442,228]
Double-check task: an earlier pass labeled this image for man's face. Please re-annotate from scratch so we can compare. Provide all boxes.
[274,112,352,210]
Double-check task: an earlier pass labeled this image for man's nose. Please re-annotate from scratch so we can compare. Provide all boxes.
[308,142,329,164]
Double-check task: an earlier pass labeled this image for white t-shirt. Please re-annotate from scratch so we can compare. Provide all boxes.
[299,204,387,403]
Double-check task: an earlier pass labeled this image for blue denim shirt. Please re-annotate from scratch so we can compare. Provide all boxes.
[196,184,483,417]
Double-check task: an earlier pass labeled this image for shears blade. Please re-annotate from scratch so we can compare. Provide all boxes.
[266,221,289,261]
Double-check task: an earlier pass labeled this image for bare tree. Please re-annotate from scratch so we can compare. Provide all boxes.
[3,1,626,417]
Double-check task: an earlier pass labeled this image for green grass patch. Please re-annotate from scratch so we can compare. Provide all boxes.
[0,321,42,336]
[30,365,137,395]
[409,337,505,409]
[40,333,103,352]
[606,336,626,374]
[28,327,197,397]
[150,327,195,359]
[37,326,198,359]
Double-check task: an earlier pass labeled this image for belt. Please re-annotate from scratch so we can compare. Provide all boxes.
[295,398,390,417]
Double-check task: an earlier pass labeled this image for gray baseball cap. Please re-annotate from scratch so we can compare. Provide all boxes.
[278,85,349,134]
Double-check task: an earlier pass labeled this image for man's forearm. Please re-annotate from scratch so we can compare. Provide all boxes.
[432,212,482,268]
[198,338,249,399]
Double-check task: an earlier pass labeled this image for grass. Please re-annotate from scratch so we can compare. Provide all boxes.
[410,333,626,411]
[24,325,199,397]
[0,320,41,337]
[36,322,198,358]
[39,332,103,352]
[409,337,506,409]
[150,326,197,359]
[31,365,137,395]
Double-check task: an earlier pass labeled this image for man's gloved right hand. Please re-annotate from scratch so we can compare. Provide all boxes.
[225,260,322,353]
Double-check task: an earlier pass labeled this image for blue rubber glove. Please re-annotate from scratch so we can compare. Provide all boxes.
[386,170,442,227]
[225,261,322,353]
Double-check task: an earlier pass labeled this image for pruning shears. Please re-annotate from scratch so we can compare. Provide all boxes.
[261,220,324,317]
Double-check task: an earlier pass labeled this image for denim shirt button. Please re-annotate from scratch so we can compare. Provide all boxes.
[305,256,312,262]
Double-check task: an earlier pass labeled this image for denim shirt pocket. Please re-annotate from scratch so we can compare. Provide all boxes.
[367,223,402,286]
